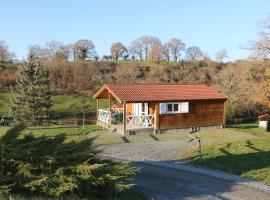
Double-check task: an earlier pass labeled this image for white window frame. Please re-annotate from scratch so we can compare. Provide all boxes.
[160,102,189,114]
[166,102,180,113]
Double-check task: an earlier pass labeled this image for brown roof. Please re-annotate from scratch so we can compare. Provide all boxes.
[93,83,227,103]
[258,113,270,120]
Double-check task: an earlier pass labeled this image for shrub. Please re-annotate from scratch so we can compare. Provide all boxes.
[0,124,137,199]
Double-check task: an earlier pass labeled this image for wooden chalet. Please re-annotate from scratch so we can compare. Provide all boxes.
[93,83,227,135]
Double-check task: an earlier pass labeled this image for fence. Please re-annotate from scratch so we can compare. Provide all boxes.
[126,115,155,130]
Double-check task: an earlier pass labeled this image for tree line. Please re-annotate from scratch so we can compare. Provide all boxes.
[0,36,229,63]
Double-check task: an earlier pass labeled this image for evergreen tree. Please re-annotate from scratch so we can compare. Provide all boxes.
[11,61,52,125]
[0,125,136,199]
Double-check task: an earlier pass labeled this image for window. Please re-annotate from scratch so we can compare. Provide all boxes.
[167,103,179,113]
[160,102,189,114]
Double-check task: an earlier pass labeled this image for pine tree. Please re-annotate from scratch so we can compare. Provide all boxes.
[11,61,52,125]
[0,125,136,199]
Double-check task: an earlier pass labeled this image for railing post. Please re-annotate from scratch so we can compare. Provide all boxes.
[109,93,112,127]
[96,98,99,125]
[154,103,160,134]
[123,102,126,135]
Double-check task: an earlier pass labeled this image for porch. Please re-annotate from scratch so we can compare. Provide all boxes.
[94,86,158,135]
[97,107,156,134]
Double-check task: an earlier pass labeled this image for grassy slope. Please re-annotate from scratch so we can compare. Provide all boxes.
[193,123,270,184]
[0,93,108,118]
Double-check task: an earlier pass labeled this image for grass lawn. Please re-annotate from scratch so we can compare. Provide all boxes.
[2,123,270,185]
[0,92,109,119]
[0,191,148,200]
[192,123,270,185]
[0,124,256,146]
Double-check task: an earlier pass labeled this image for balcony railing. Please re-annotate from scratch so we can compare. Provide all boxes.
[126,115,155,130]
[98,109,155,130]
[98,109,110,123]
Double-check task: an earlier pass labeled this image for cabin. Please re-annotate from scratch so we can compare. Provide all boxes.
[93,83,227,135]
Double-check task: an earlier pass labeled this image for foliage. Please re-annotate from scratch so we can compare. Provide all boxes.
[11,61,52,125]
[0,124,137,199]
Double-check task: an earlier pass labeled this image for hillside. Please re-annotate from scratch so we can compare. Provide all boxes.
[0,60,269,122]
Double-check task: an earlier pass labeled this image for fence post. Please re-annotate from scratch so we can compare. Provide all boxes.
[188,126,202,159]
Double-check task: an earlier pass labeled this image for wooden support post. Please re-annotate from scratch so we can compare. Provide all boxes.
[154,103,160,134]
[188,126,202,159]
[96,98,99,125]
[123,102,126,135]
[109,92,112,126]
[223,100,227,128]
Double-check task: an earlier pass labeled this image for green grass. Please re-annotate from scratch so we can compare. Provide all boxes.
[228,123,269,138]
[2,122,269,185]
[0,125,257,146]
[0,191,148,200]
[192,123,270,184]
[0,92,109,119]
[0,93,11,116]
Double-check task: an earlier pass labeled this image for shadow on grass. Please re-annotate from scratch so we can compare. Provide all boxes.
[195,150,270,176]
[246,140,265,152]
[121,136,130,143]
[149,134,159,141]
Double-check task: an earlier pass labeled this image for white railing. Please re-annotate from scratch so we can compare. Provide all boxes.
[98,109,110,123]
[126,115,155,130]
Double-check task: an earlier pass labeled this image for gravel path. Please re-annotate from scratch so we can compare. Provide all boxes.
[100,140,188,161]
[99,136,270,199]
[131,161,270,200]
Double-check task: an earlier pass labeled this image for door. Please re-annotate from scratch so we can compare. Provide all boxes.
[133,103,148,115]
[132,103,149,127]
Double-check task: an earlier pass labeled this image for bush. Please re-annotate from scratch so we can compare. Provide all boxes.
[0,124,137,199]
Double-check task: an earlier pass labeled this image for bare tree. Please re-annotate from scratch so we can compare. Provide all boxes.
[54,44,71,61]
[168,38,186,61]
[129,39,143,61]
[110,42,127,61]
[28,42,71,61]
[72,39,96,61]
[185,46,203,62]
[141,36,161,61]
[148,43,167,63]
[129,36,161,61]
[249,32,270,60]
[215,48,229,63]
[0,41,15,62]
[28,45,45,61]
[163,43,170,62]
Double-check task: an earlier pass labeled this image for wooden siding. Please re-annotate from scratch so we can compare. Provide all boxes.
[159,101,225,129]
[148,102,156,115]
[126,103,133,115]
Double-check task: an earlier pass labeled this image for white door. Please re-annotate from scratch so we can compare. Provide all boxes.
[132,103,148,127]
[133,103,148,115]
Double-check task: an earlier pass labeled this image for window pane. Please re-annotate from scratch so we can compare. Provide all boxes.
[141,103,145,112]
[173,104,179,111]
[167,104,173,112]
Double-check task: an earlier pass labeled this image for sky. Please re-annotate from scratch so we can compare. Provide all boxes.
[0,0,270,61]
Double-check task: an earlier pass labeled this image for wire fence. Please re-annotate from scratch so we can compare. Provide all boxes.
[0,116,96,127]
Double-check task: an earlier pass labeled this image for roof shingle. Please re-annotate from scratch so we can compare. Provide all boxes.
[94,83,227,102]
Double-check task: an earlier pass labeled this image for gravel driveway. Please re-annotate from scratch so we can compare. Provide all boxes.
[100,140,188,161]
